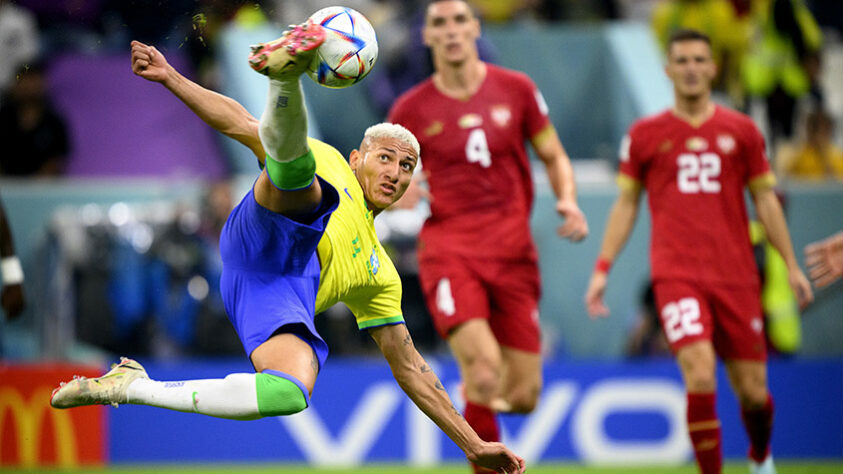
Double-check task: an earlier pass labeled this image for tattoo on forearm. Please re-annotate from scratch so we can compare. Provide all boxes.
[419,364,431,374]
[434,380,445,391]
[452,404,462,417]
[402,331,412,346]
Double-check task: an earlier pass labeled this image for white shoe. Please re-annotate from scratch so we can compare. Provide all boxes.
[750,454,776,474]
[50,357,149,408]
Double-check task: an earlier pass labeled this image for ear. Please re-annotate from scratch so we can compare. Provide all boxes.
[349,149,361,171]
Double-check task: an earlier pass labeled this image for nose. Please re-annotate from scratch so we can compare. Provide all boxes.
[384,162,400,182]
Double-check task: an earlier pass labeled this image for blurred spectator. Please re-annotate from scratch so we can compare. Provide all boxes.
[624,283,670,358]
[467,0,536,22]
[1,194,25,322]
[742,0,822,146]
[750,203,801,356]
[0,0,39,95]
[537,0,620,22]
[775,108,843,180]
[651,0,748,104]
[0,62,69,176]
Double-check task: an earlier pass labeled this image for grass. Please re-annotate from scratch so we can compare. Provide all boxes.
[4,461,842,473]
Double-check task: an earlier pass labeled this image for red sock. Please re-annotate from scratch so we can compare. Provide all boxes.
[741,393,774,463]
[687,392,722,474]
[464,401,499,474]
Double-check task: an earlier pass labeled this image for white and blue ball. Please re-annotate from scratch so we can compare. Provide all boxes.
[306,6,378,89]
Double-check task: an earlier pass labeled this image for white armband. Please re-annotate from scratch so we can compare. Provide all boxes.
[1,256,24,285]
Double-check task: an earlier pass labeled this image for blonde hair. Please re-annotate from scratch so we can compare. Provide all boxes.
[363,123,421,158]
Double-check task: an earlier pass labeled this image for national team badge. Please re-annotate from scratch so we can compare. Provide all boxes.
[686,136,708,152]
[458,113,483,129]
[658,140,673,153]
[717,134,736,154]
[751,317,763,334]
[491,105,511,128]
[369,250,380,276]
[424,120,443,137]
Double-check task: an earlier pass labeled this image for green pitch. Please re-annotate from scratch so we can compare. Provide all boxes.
[5,461,842,473]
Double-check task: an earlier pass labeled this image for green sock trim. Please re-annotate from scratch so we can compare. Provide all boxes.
[265,150,316,191]
[256,372,309,416]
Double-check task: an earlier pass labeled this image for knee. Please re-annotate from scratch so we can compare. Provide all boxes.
[462,356,501,401]
[734,379,768,409]
[683,363,717,393]
[504,384,541,414]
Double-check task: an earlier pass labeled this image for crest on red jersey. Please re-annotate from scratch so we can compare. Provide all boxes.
[424,120,443,137]
[491,105,511,128]
[685,136,708,152]
[458,114,483,128]
[717,134,736,154]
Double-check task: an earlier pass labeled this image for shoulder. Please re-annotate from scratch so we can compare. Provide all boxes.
[488,64,534,89]
[628,109,672,142]
[714,105,762,140]
[392,78,436,110]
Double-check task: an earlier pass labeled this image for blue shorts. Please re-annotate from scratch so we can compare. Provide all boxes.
[219,176,339,369]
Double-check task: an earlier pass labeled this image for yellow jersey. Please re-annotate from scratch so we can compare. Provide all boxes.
[307,138,404,330]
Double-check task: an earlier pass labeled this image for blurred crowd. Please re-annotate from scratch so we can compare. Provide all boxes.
[2,0,842,358]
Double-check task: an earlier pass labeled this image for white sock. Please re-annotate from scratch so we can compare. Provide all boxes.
[126,374,261,421]
[259,78,309,162]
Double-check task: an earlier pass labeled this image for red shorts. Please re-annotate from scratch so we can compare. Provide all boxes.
[653,280,766,361]
[418,255,541,353]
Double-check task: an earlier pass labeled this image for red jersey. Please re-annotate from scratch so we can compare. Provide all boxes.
[388,64,551,260]
[619,105,774,286]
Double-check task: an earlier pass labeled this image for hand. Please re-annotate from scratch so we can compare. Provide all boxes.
[556,200,588,242]
[584,271,609,318]
[466,441,526,474]
[131,40,170,83]
[805,232,843,289]
[1,283,25,320]
[788,268,814,309]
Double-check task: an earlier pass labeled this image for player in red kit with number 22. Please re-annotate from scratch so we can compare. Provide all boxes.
[585,30,813,474]
[389,2,588,472]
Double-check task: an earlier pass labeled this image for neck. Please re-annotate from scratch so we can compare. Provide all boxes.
[673,92,714,125]
[433,58,485,100]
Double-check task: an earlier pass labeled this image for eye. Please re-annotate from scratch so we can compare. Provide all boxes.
[380,154,390,162]
[401,162,413,171]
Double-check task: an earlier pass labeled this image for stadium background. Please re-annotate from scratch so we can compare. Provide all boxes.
[1,0,841,471]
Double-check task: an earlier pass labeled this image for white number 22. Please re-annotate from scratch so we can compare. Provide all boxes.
[677,152,721,193]
[465,129,491,168]
[661,297,703,343]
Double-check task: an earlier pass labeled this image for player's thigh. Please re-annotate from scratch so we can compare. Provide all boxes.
[499,346,542,414]
[448,319,502,380]
[711,285,767,361]
[724,359,768,407]
[486,259,542,353]
[251,331,319,395]
[418,255,491,340]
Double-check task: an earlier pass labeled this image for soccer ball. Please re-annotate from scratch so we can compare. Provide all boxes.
[306,6,378,89]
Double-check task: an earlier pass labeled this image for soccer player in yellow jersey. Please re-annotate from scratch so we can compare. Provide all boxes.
[50,22,525,473]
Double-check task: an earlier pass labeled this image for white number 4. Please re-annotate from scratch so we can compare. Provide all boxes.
[465,129,491,168]
[677,152,721,193]
[661,297,703,343]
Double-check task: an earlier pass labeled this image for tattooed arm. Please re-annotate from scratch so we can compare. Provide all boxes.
[369,324,525,474]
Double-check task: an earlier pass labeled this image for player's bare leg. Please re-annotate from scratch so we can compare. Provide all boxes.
[496,347,542,414]
[676,341,721,474]
[725,360,775,474]
[448,319,503,474]
[251,333,320,395]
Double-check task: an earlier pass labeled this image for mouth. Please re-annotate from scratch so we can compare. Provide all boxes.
[380,183,396,195]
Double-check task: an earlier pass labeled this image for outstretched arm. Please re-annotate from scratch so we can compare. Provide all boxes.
[532,125,588,242]
[753,187,813,307]
[0,196,25,320]
[130,41,265,163]
[369,324,526,474]
[584,181,642,317]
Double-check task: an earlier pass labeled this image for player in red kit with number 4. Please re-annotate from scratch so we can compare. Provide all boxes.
[585,30,813,474]
[389,2,588,472]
